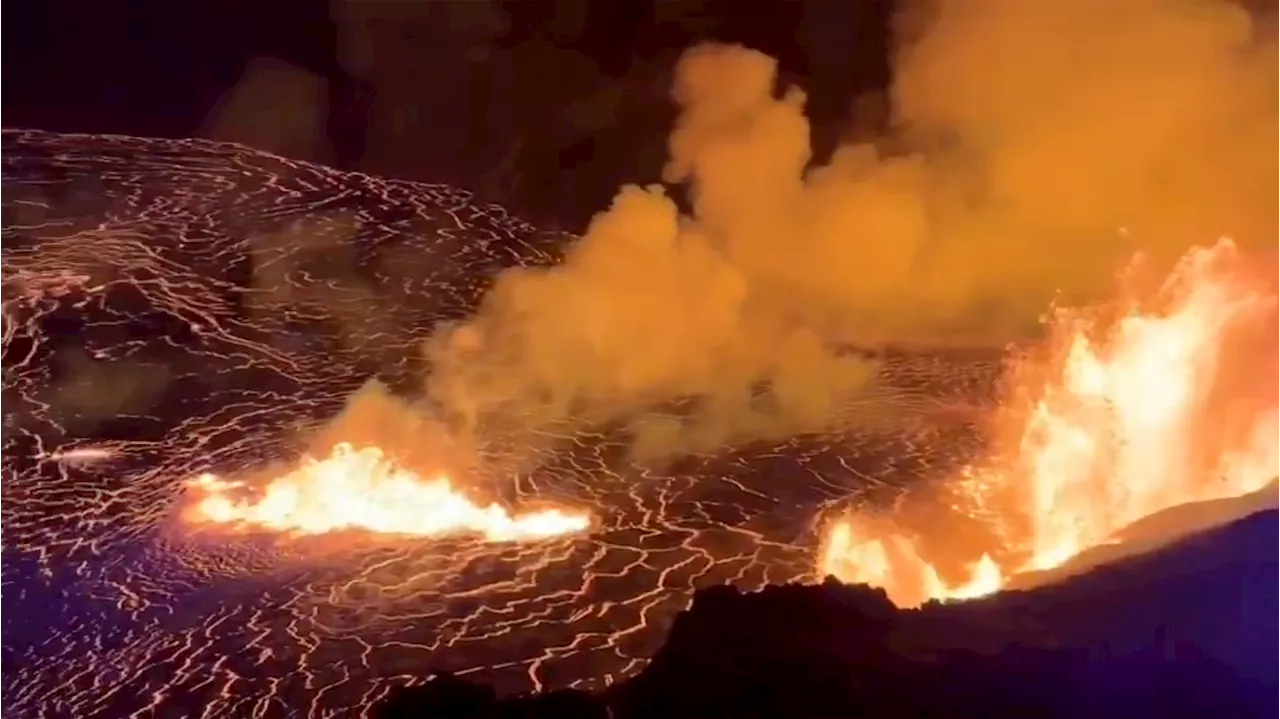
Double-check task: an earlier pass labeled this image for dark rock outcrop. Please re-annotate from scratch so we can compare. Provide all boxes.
[373,508,1279,718]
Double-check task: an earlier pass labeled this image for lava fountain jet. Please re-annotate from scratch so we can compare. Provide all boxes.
[822,239,1279,607]
[184,442,592,541]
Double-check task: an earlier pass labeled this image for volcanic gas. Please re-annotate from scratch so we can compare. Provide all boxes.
[821,238,1279,607]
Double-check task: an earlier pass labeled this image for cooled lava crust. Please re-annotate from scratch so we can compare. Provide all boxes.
[2,130,1001,718]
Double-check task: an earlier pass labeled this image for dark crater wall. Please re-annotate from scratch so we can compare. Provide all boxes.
[372,509,1279,718]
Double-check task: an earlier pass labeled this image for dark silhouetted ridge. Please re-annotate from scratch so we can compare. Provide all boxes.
[373,508,1279,718]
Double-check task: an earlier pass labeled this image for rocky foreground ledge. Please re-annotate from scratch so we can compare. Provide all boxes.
[373,504,1278,718]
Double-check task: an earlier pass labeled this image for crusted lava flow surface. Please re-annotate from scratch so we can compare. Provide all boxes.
[0,130,1001,718]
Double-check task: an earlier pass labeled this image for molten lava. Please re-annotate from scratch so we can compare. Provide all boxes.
[184,443,591,541]
[822,239,1278,607]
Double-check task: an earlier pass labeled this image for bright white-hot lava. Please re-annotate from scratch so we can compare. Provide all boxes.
[184,443,591,541]
[822,239,1279,607]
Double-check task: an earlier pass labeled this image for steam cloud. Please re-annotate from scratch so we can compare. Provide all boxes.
[328,0,1277,466]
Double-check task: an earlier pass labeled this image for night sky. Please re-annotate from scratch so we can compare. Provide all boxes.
[3,0,893,225]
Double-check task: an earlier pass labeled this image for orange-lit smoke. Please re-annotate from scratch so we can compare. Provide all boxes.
[215,1,1275,536]
[821,239,1279,607]
[420,0,1276,458]
[184,442,591,541]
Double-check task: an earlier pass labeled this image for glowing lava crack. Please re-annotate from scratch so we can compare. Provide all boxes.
[185,443,592,540]
[10,130,985,718]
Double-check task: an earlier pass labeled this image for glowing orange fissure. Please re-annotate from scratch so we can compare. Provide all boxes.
[822,239,1279,607]
[183,240,1274,594]
[185,443,591,542]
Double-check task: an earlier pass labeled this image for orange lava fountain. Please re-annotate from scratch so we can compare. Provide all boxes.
[822,239,1278,607]
[184,443,592,541]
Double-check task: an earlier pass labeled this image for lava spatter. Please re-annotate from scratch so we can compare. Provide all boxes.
[2,130,997,718]
[821,239,1279,607]
[184,442,592,540]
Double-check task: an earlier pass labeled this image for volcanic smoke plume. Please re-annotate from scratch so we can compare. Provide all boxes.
[195,0,1277,602]
[235,0,1279,561]
[408,0,1276,462]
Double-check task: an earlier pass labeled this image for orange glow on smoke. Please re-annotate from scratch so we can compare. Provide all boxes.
[822,239,1278,607]
[184,443,591,541]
